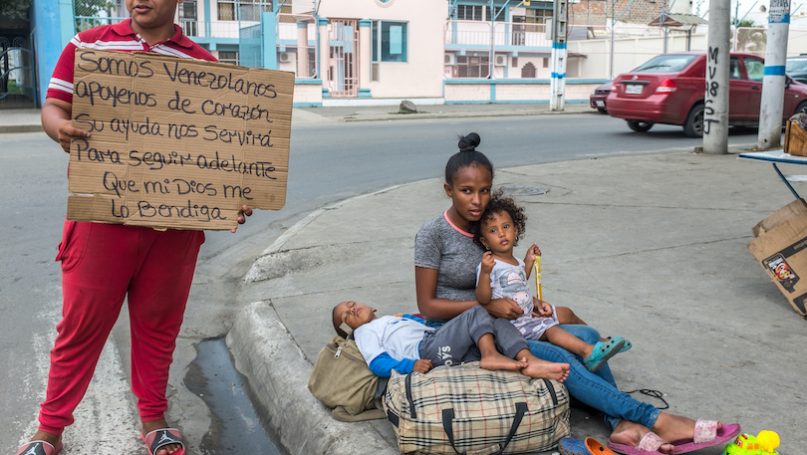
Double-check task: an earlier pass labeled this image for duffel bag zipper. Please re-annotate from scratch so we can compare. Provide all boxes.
[542,379,558,406]
[405,373,416,418]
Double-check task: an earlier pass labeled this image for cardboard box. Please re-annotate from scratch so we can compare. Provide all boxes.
[785,118,807,157]
[749,198,807,316]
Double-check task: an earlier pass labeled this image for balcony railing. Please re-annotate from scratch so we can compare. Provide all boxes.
[446,20,551,49]
[179,19,253,38]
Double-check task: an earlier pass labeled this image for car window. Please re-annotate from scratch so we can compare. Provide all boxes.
[787,58,807,74]
[745,58,764,82]
[632,54,698,73]
[730,57,741,80]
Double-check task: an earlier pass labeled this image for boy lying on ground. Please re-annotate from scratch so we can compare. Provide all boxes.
[331,300,570,380]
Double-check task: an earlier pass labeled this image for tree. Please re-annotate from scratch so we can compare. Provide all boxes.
[733,18,756,27]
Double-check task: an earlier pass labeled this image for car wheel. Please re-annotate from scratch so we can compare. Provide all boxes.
[627,120,654,132]
[597,107,608,114]
[684,104,705,138]
[796,101,807,116]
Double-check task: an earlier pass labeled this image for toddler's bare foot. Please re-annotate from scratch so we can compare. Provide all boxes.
[610,421,675,454]
[480,352,528,371]
[520,357,570,382]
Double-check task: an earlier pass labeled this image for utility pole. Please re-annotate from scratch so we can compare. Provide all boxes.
[702,0,731,154]
[488,0,512,80]
[609,0,615,80]
[489,0,495,79]
[758,0,791,150]
[550,0,568,111]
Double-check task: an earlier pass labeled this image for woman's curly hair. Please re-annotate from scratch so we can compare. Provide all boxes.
[474,189,527,247]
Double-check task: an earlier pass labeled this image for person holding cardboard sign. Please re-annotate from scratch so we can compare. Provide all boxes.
[20,2,251,455]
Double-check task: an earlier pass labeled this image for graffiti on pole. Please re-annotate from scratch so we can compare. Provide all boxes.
[769,0,791,24]
[703,45,720,135]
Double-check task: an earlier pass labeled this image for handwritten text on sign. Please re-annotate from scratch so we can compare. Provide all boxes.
[68,49,294,230]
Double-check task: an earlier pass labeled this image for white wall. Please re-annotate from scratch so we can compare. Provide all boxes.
[318,0,447,98]
[568,26,807,79]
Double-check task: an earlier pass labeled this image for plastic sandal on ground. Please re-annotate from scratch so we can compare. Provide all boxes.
[670,420,741,454]
[584,338,626,371]
[142,427,186,455]
[585,437,617,454]
[16,440,63,455]
[608,430,668,455]
[560,437,617,455]
[559,437,588,455]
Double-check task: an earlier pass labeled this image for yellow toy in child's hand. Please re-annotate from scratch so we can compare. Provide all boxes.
[533,256,542,301]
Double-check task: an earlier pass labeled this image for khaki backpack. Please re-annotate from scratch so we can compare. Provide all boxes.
[308,336,386,422]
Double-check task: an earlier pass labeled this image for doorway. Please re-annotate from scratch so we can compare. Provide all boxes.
[327,19,359,97]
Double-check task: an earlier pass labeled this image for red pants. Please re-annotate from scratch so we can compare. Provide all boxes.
[39,221,204,435]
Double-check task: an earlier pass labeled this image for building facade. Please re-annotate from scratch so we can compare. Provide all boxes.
[14,0,613,108]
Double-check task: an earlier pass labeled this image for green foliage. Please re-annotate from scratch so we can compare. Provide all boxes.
[0,0,32,20]
[734,18,756,28]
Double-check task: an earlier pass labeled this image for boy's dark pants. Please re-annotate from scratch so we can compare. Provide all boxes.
[418,305,528,367]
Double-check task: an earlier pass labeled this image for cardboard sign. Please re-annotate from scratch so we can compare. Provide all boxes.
[67,49,294,230]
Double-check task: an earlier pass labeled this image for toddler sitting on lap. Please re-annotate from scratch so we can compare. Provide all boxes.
[475,191,631,372]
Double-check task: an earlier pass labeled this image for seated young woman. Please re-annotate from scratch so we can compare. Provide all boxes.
[412,133,740,455]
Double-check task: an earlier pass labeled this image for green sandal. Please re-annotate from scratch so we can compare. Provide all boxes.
[583,338,626,371]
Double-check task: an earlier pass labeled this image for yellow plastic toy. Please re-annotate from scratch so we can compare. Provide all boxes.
[722,430,780,455]
[533,255,542,301]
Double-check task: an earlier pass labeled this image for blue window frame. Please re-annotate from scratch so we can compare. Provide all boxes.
[372,21,407,62]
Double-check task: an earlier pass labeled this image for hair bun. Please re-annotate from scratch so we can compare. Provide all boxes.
[458,132,481,153]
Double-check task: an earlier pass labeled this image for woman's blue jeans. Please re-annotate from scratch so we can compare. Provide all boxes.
[528,325,660,431]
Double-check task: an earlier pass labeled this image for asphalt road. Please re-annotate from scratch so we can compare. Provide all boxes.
[0,112,758,454]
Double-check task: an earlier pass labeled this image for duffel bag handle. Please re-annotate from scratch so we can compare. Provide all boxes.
[441,402,528,455]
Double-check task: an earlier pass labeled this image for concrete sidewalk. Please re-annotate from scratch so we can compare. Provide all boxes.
[0,104,595,133]
[0,109,41,133]
[230,150,807,455]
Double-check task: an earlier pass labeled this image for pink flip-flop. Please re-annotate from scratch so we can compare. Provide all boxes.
[670,420,741,454]
[608,431,668,455]
[16,440,63,455]
[142,428,186,455]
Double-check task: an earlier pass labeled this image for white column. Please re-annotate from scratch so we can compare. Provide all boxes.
[317,17,330,84]
[358,19,372,97]
[758,0,792,150]
[296,21,310,78]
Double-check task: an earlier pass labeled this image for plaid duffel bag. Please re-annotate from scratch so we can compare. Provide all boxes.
[383,362,570,454]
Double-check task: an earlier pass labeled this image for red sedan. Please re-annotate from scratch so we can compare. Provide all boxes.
[589,82,612,114]
[606,52,807,137]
